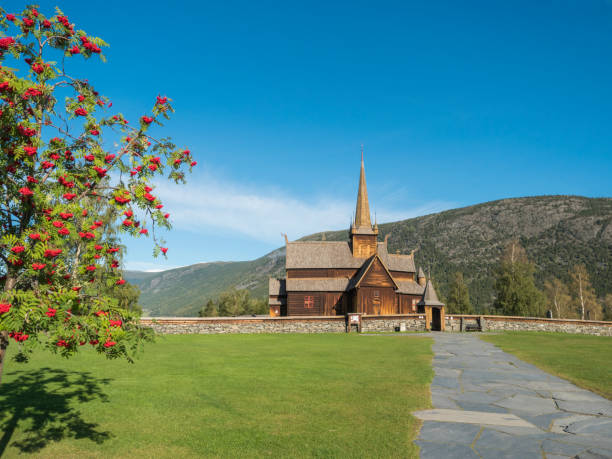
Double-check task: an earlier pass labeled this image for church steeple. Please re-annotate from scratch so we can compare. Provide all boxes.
[354,150,372,229]
[350,150,378,258]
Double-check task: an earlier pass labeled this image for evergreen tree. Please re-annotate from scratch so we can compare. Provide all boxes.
[199,299,218,317]
[446,272,473,314]
[570,265,602,320]
[493,241,545,316]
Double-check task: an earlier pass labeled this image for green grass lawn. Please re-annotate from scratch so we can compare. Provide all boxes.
[481,332,612,399]
[0,334,433,458]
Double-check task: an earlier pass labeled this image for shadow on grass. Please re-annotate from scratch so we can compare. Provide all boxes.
[0,367,113,455]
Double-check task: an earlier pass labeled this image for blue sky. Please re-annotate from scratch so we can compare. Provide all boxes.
[12,0,612,270]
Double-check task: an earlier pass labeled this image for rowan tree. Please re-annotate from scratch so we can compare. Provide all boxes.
[0,6,197,383]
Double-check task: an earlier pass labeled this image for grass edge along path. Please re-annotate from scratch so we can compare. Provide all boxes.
[480,331,612,400]
[0,333,433,458]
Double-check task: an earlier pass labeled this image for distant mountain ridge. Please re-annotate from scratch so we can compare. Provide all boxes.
[125,195,612,316]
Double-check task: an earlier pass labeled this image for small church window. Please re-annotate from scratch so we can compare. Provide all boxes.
[304,296,314,309]
[373,290,380,298]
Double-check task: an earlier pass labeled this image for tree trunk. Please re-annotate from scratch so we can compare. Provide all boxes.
[1,276,16,385]
[578,273,585,320]
[0,331,8,385]
[553,294,560,319]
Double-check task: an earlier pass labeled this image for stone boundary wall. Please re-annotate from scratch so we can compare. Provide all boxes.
[480,315,612,336]
[140,316,347,334]
[141,315,612,336]
[361,315,426,332]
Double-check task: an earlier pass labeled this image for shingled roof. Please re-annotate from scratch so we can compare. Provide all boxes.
[417,279,444,307]
[269,297,285,306]
[379,244,416,272]
[269,278,286,296]
[286,241,416,272]
[396,281,425,295]
[286,278,351,292]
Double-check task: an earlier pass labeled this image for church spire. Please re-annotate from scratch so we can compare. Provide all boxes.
[354,148,372,229]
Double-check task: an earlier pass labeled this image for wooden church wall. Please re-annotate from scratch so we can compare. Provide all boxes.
[398,294,421,314]
[287,292,348,316]
[360,258,395,288]
[355,287,397,315]
[287,292,323,316]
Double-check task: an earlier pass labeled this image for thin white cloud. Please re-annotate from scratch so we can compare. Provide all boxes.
[151,175,454,244]
[124,261,183,272]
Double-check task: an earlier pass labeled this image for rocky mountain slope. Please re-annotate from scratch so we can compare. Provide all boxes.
[126,196,612,316]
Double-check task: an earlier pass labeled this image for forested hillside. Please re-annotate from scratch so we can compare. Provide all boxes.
[126,196,612,316]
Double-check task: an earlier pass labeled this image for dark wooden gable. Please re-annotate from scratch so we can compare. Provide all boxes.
[354,255,398,290]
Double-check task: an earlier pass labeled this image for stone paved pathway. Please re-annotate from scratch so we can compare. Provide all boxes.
[413,333,612,459]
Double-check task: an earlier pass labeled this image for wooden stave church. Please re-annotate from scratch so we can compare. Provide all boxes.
[269,155,445,328]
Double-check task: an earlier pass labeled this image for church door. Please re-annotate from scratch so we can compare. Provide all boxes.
[432,308,442,331]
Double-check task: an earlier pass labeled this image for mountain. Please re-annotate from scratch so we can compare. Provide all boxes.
[125,195,612,316]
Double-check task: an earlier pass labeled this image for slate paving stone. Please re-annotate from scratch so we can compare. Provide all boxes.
[475,446,543,459]
[455,400,510,413]
[480,424,545,436]
[431,393,461,410]
[434,367,461,378]
[551,414,596,433]
[565,417,612,436]
[415,334,612,459]
[542,439,587,456]
[586,449,612,458]
[486,388,544,399]
[494,394,559,415]
[418,421,480,444]
[475,428,542,452]
[521,412,572,431]
[577,450,612,459]
[526,381,585,391]
[552,391,609,402]
[551,433,612,451]
[416,441,479,459]
[430,387,460,398]
[432,375,460,389]
[454,391,505,405]
[556,400,612,417]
